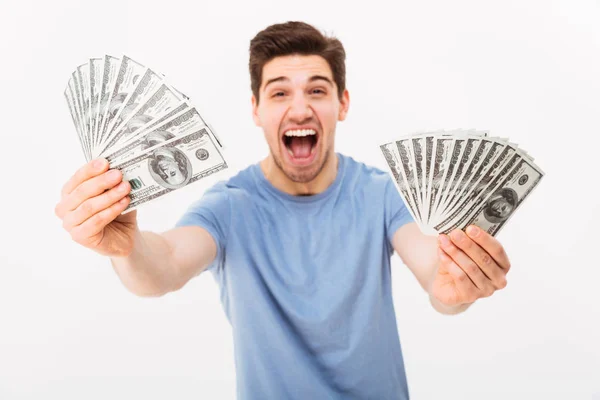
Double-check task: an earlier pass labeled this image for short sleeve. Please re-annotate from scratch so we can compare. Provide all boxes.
[175,181,231,272]
[384,177,414,243]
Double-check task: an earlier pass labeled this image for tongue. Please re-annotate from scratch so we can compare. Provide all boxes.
[289,136,313,158]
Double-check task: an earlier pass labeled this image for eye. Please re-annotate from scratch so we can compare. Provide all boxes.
[310,88,326,95]
[272,91,286,98]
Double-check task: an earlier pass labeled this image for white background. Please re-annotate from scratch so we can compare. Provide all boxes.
[1,0,599,398]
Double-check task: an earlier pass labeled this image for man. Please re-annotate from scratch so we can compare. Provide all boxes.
[54,21,511,400]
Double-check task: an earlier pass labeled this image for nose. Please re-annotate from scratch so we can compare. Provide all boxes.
[287,90,313,123]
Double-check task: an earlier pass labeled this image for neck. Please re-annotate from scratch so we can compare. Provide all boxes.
[260,151,339,196]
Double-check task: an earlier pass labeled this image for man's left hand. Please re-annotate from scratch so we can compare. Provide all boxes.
[432,225,511,308]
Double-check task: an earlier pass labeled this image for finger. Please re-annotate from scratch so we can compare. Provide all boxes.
[438,249,479,303]
[465,225,511,271]
[438,234,493,294]
[61,158,109,198]
[62,181,131,230]
[57,169,123,217]
[448,229,506,288]
[69,196,131,248]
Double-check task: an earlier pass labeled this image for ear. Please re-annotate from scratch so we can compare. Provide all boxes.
[337,89,350,121]
[252,94,262,127]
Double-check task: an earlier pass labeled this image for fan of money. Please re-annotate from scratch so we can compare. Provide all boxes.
[379,129,544,237]
[64,55,228,212]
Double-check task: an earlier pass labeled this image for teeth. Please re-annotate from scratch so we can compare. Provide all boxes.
[284,129,316,137]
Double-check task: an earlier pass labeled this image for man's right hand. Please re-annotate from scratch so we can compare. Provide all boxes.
[55,158,137,257]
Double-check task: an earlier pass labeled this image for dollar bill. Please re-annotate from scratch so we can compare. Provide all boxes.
[105,67,167,138]
[435,142,519,232]
[411,137,427,222]
[120,102,190,142]
[107,102,190,151]
[97,55,146,148]
[65,55,229,193]
[377,129,543,236]
[88,57,103,148]
[105,107,210,164]
[438,151,525,234]
[99,83,185,156]
[76,63,91,137]
[68,73,91,159]
[434,136,480,222]
[441,138,503,219]
[111,128,228,212]
[426,136,454,225]
[64,83,89,161]
[380,142,421,224]
[94,55,120,151]
[430,136,467,224]
[71,69,86,136]
[418,135,435,226]
[465,157,544,236]
[396,139,423,222]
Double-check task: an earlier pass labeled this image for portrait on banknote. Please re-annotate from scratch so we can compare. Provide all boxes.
[149,147,192,189]
[483,187,517,223]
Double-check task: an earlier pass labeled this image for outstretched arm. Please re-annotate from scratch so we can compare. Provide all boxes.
[111,226,217,297]
[55,158,218,298]
[391,222,511,315]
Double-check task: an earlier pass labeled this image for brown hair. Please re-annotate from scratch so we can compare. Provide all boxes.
[249,21,346,104]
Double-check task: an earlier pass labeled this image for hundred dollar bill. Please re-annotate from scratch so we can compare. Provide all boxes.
[111,128,228,212]
[105,107,210,164]
[97,55,145,147]
[396,139,424,223]
[76,63,91,137]
[435,142,519,232]
[431,136,467,224]
[445,139,518,222]
[106,67,168,138]
[410,136,427,222]
[94,55,120,150]
[380,142,421,225]
[67,74,91,160]
[464,157,544,236]
[440,138,503,219]
[118,102,190,143]
[422,135,435,223]
[438,151,527,234]
[404,130,443,224]
[71,68,86,137]
[88,57,103,148]
[99,83,185,156]
[426,136,454,225]
[434,136,480,223]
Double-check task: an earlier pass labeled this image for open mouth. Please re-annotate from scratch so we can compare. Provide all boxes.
[283,128,319,163]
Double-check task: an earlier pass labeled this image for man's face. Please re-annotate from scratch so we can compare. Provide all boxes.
[252,54,349,183]
[490,199,512,218]
[158,158,185,185]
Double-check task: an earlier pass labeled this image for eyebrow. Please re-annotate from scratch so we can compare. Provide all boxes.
[263,75,334,90]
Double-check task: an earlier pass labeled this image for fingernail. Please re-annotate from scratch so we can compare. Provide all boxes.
[108,169,120,179]
[438,235,451,247]
[451,230,464,241]
[467,225,479,237]
[118,181,128,191]
[93,159,105,169]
